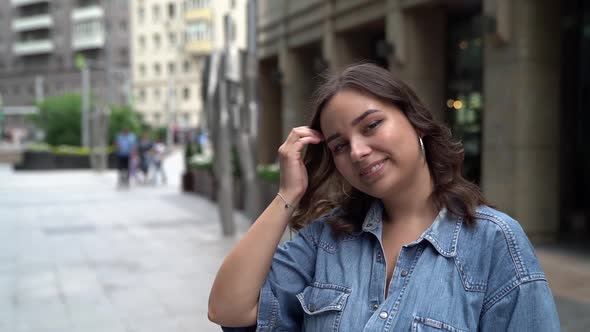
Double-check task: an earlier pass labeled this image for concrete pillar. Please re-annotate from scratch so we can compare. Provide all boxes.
[482,0,560,239]
[258,58,282,164]
[279,44,314,138]
[387,4,446,120]
[323,17,375,73]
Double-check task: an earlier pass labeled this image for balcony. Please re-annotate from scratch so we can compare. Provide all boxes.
[72,30,105,50]
[72,5,104,21]
[185,40,213,55]
[10,0,50,6]
[13,39,54,56]
[12,14,53,32]
[184,8,212,22]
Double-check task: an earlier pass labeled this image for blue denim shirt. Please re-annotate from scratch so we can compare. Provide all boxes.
[223,201,560,331]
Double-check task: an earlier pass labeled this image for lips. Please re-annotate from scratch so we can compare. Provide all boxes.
[359,159,387,177]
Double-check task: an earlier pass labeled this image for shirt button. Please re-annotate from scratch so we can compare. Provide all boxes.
[401,270,408,277]
[373,303,379,310]
[308,303,316,312]
[379,311,388,319]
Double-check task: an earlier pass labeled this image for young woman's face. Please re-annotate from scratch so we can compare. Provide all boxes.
[320,89,423,198]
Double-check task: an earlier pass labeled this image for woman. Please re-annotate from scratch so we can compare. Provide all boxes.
[208,63,560,331]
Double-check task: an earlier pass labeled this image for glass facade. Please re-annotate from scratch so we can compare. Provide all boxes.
[445,10,483,184]
[560,0,590,237]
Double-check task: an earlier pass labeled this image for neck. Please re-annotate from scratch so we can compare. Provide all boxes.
[381,160,438,227]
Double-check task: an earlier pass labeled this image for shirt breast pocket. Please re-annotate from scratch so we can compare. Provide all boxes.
[296,282,351,332]
[411,316,468,332]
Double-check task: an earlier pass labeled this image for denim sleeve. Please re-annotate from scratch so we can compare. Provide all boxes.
[479,279,561,331]
[221,224,319,332]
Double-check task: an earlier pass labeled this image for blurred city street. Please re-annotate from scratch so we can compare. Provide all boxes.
[0,149,252,332]
[0,148,588,332]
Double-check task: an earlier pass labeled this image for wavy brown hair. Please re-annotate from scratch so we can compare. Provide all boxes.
[290,63,487,234]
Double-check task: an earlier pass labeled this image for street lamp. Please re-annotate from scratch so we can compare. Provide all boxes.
[75,54,91,148]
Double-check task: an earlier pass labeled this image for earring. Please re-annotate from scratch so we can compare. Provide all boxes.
[419,137,425,156]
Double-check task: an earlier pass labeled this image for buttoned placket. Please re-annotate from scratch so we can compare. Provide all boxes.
[363,239,426,332]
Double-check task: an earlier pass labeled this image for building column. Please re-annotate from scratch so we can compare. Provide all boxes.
[482,0,560,239]
[258,57,282,164]
[386,1,446,120]
[279,41,308,138]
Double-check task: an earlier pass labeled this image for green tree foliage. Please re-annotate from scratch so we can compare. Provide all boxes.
[33,94,82,146]
[108,105,145,144]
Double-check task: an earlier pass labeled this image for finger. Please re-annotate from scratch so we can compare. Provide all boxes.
[292,126,323,139]
[289,136,322,155]
[286,127,323,145]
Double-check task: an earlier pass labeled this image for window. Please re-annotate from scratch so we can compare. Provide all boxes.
[154,112,161,122]
[230,0,235,9]
[168,62,175,75]
[139,64,146,77]
[119,48,128,62]
[154,87,161,100]
[152,4,160,21]
[186,21,211,41]
[138,6,145,23]
[187,0,210,9]
[154,63,161,76]
[168,3,175,19]
[153,33,161,49]
[119,21,127,31]
[183,87,190,100]
[168,32,177,46]
[183,60,190,72]
[139,88,146,101]
[73,20,104,42]
[139,35,146,49]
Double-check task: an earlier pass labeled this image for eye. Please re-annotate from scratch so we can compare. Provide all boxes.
[365,120,382,132]
[332,142,348,154]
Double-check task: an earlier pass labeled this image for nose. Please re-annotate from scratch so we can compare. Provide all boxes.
[349,137,371,163]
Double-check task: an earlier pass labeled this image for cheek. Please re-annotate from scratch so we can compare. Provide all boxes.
[333,157,353,178]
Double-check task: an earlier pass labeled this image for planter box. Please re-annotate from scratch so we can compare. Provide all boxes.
[14,151,56,170]
[55,154,91,169]
[190,168,247,211]
[191,168,215,200]
[15,151,117,170]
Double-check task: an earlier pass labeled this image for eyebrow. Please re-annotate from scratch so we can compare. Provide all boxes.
[325,109,381,144]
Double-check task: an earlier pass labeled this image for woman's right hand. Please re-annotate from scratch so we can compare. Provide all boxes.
[277,126,323,205]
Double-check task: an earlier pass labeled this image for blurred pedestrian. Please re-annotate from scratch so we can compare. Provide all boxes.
[151,137,167,185]
[209,64,560,331]
[138,132,154,183]
[115,127,136,187]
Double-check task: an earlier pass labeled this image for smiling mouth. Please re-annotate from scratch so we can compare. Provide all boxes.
[360,159,387,177]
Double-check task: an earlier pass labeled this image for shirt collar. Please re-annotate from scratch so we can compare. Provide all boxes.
[361,200,462,258]
[420,208,462,257]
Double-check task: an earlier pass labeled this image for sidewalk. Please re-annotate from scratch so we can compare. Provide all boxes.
[0,152,251,332]
[0,154,588,331]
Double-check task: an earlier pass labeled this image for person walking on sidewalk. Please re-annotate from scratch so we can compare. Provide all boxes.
[208,64,560,331]
[150,137,167,185]
[138,132,154,183]
[115,127,137,187]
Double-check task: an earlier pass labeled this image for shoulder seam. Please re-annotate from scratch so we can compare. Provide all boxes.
[475,211,528,278]
[480,274,547,316]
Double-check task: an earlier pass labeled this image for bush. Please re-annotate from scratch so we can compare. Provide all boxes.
[108,105,145,144]
[187,151,241,178]
[189,153,214,171]
[257,163,280,183]
[31,94,83,146]
[53,145,90,156]
[26,143,115,156]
